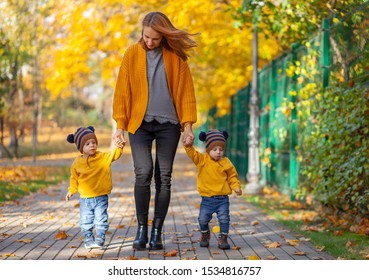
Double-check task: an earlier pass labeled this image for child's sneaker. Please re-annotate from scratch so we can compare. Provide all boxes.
[95,233,106,248]
[83,233,96,249]
[200,230,210,247]
[218,233,230,250]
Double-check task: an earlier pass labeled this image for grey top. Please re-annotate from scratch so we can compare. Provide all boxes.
[144,47,179,125]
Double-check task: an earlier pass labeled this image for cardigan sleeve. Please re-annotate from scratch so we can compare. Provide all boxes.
[112,47,133,129]
[176,59,197,128]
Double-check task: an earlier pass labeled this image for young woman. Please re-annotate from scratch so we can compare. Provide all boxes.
[112,12,198,250]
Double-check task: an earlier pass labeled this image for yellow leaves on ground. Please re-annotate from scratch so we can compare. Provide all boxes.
[248,255,260,260]
[0,166,46,183]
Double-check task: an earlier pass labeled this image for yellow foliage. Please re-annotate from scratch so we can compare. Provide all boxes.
[41,0,281,115]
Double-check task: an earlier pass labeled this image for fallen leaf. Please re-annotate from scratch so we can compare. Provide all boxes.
[148,251,164,255]
[333,230,343,236]
[212,226,220,233]
[293,251,306,256]
[265,241,281,248]
[232,246,240,250]
[5,253,16,257]
[345,241,357,247]
[316,246,325,252]
[267,256,277,260]
[115,225,125,229]
[164,249,178,257]
[248,255,260,260]
[286,239,300,246]
[281,210,289,217]
[251,220,259,226]
[15,238,33,243]
[55,231,68,240]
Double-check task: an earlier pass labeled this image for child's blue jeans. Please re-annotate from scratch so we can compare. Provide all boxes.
[80,195,109,237]
[198,195,230,234]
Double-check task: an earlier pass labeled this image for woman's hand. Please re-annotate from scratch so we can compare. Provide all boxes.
[183,124,194,147]
[114,128,127,147]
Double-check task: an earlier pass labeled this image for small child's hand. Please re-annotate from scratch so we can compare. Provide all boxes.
[235,188,242,196]
[65,192,73,201]
[114,138,125,148]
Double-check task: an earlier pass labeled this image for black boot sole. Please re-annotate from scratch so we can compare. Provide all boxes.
[133,243,147,250]
[149,244,163,250]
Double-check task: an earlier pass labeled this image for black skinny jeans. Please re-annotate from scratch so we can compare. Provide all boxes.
[129,121,181,226]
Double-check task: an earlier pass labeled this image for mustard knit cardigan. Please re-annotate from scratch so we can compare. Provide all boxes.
[113,43,197,134]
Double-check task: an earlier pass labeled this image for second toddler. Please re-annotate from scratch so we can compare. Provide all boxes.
[184,129,242,250]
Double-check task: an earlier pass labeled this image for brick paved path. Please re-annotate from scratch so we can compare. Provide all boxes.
[0,149,334,260]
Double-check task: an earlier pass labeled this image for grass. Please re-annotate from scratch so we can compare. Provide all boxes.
[0,166,70,203]
[245,191,369,260]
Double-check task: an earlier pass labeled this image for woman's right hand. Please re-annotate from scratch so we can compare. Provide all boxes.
[114,128,127,147]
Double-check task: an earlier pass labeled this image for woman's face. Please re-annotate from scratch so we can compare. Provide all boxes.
[142,26,163,50]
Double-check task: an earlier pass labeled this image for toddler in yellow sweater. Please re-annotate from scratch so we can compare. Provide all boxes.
[184,129,242,249]
[65,126,123,249]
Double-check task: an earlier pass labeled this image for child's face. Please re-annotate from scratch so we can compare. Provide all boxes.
[82,139,97,156]
[209,146,224,161]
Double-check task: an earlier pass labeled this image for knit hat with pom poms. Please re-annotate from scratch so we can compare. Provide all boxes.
[67,126,98,153]
[199,129,228,153]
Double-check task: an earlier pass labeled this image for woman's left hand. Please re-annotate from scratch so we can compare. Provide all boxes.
[183,124,194,146]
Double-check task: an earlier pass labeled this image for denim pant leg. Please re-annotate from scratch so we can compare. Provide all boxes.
[94,195,109,235]
[80,198,95,236]
[215,196,230,234]
[198,197,215,232]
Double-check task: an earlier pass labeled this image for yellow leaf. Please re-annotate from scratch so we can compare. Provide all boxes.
[265,241,281,248]
[286,239,300,246]
[248,255,260,260]
[5,253,16,257]
[251,220,259,226]
[212,226,220,233]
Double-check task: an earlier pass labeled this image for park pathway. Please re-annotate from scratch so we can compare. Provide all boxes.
[0,148,334,260]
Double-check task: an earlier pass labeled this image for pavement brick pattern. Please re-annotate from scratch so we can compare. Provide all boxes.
[0,150,334,260]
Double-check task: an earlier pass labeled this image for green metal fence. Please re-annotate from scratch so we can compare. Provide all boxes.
[203,1,369,196]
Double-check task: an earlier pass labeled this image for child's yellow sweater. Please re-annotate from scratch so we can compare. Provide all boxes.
[184,146,241,197]
[68,147,123,198]
[113,43,197,133]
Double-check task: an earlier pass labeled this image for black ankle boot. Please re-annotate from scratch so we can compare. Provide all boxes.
[133,215,148,250]
[149,218,163,250]
[149,228,163,250]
